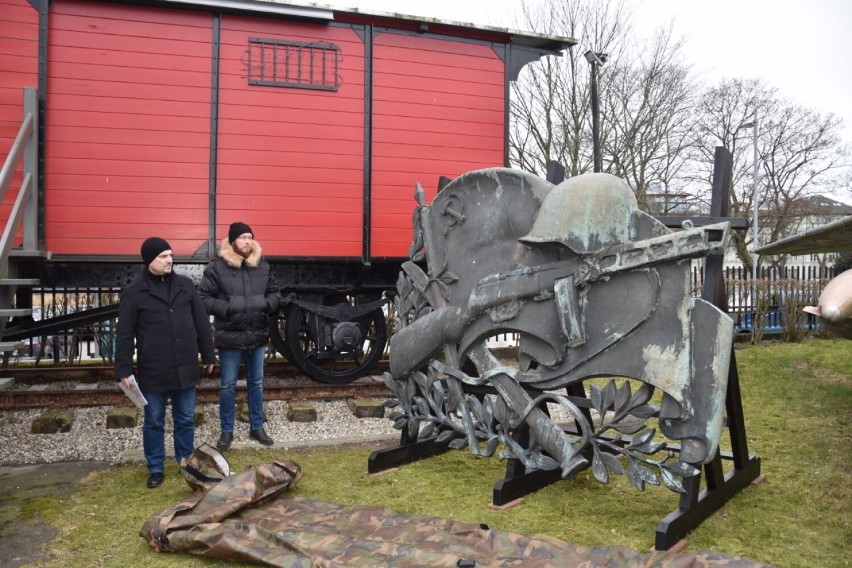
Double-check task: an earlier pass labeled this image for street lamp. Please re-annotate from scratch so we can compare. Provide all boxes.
[584,50,607,173]
[738,111,759,284]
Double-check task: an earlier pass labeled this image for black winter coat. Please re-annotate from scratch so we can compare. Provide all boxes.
[198,238,279,350]
[115,270,215,392]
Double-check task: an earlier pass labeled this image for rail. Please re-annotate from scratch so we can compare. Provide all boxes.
[0,361,391,409]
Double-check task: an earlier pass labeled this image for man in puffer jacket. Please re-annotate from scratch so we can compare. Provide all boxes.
[199,222,279,451]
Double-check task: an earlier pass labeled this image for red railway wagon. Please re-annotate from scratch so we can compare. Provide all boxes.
[0,0,573,382]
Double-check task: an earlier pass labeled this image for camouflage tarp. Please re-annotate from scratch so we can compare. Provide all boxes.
[141,455,772,567]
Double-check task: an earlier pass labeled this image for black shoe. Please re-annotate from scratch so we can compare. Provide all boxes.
[249,428,274,446]
[146,472,164,489]
[216,431,234,452]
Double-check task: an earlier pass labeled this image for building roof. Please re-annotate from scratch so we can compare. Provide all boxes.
[158,0,576,53]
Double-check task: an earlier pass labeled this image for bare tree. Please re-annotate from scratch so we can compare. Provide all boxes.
[691,78,770,267]
[509,0,696,213]
[509,0,633,177]
[759,104,848,245]
[510,0,850,267]
[602,25,696,208]
[693,78,849,269]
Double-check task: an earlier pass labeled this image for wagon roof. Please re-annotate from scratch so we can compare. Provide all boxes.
[158,0,576,53]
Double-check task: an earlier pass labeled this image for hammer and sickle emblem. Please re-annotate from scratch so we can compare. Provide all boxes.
[439,193,465,235]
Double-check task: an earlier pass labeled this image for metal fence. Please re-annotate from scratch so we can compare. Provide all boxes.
[5,263,839,366]
[692,264,836,340]
[9,287,121,365]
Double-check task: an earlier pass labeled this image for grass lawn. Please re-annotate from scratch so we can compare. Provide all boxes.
[28,339,851,567]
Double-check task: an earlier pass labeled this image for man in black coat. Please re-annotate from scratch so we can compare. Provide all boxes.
[198,222,279,451]
[115,237,215,489]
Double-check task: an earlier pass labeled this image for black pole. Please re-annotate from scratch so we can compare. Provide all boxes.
[584,50,606,173]
[590,61,601,172]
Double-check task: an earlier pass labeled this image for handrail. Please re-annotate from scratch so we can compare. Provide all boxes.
[0,113,33,201]
[0,87,39,278]
[0,172,35,277]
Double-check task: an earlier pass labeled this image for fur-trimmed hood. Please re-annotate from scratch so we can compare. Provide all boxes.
[219,237,263,268]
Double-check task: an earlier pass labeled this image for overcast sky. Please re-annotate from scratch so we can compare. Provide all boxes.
[318,0,851,203]
[632,0,852,147]
[320,0,851,146]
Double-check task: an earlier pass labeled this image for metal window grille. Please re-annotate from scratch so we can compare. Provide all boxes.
[244,38,340,91]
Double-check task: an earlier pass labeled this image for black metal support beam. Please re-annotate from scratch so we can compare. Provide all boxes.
[656,455,762,549]
[367,433,456,474]
[653,146,762,549]
[4,304,119,341]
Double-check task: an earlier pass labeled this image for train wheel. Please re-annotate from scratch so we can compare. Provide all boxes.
[282,303,388,384]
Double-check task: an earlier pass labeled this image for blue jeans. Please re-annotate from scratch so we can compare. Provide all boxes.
[218,345,266,432]
[141,387,196,474]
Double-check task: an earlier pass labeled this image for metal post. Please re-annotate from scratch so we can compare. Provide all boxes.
[584,51,607,173]
[751,110,759,284]
[590,63,601,173]
[23,87,38,251]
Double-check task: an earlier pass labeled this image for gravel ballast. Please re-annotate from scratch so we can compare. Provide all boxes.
[0,399,401,465]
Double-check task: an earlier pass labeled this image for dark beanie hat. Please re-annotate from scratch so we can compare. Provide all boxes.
[228,222,253,243]
[140,237,171,266]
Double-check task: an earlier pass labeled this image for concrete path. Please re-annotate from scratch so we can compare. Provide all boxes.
[0,461,111,568]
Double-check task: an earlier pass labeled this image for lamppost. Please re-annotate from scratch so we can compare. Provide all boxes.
[584,50,607,173]
[739,111,760,283]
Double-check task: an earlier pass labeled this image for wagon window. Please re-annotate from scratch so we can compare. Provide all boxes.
[243,38,341,91]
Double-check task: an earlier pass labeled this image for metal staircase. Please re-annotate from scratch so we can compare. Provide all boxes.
[0,88,41,379]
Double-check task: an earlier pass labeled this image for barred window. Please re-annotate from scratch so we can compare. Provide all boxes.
[243,38,340,91]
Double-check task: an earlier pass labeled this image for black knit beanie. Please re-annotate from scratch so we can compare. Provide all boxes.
[140,237,172,266]
[228,222,253,243]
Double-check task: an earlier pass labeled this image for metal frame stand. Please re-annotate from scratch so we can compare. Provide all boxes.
[653,147,762,549]
[368,148,761,549]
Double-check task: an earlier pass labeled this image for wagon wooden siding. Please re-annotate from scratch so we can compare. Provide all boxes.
[0,0,572,266]
[216,19,507,259]
[45,0,213,256]
[215,14,366,257]
[0,0,37,142]
[370,32,505,257]
[0,0,39,244]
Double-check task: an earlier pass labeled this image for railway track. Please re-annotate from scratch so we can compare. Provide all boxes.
[0,361,391,410]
